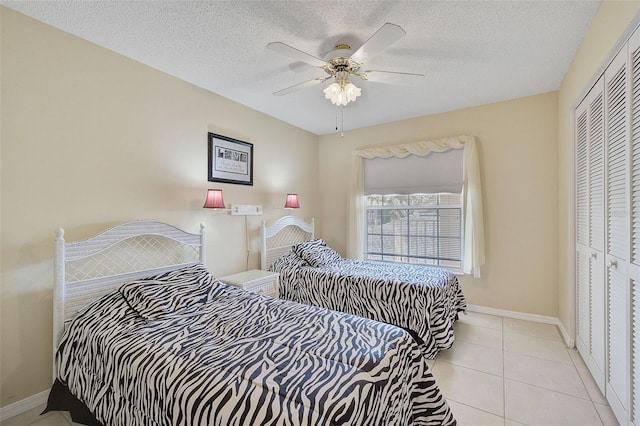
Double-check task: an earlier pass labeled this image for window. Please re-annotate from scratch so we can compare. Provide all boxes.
[351,136,484,277]
[365,193,463,269]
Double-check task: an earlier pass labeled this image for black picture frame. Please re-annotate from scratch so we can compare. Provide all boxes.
[207,133,253,186]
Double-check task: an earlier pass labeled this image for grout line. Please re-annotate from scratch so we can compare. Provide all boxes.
[446,397,505,420]
[502,328,565,345]
[504,377,593,402]
[435,359,504,379]
[571,355,608,405]
[502,347,574,366]
[591,400,607,425]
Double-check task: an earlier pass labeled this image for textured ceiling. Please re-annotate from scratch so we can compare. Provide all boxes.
[3,0,600,135]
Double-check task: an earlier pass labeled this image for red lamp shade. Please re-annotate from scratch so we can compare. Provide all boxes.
[203,189,226,209]
[284,193,300,209]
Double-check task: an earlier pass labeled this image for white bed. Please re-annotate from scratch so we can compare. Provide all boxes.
[260,215,315,271]
[262,216,467,358]
[52,220,206,378]
[46,219,456,425]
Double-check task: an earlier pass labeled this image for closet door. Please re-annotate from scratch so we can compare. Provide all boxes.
[629,25,640,426]
[576,96,591,359]
[605,45,630,425]
[575,77,606,393]
[588,78,606,388]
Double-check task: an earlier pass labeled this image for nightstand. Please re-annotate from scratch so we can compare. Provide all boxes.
[218,270,279,297]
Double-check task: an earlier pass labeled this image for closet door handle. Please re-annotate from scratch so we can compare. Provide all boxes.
[607,260,618,269]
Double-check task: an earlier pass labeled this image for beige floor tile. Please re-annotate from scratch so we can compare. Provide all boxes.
[503,318,562,342]
[594,403,619,426]
[447,400,505,426]
[568,348,588,368]
[504,352,589,399]
[455,322,503,350]
[438,340,504,376]
[568,348,608,404]
[30,412,71,426]
[504,420,526,426]
[432,361,504,416]
[567,348,608,405]
[426,357,436,369]
[574,364,607,404]
[504,331,572,364]
[459,311,503,330]
[505,379,602,426]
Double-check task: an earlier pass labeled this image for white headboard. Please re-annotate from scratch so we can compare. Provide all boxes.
[53,220,206,378]
[261,216,314,270]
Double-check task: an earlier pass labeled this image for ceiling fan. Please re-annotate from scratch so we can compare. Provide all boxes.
[267,23,425,106]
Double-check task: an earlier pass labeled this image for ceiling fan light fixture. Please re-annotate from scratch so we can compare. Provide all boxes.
[269,22,420,111]
[323,81,361,106]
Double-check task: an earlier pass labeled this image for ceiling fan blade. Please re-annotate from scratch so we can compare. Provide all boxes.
[273,77,328,96]
[350,23,406,64]
[360,70,425,86]
[267,42,326,68]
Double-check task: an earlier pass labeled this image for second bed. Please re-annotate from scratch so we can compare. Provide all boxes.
[262,216,467,358]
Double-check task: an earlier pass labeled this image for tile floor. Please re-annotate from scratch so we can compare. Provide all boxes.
[430,311,618,426]
[1,311,619,426]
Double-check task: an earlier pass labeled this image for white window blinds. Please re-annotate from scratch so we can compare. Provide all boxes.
[363,149,464,195]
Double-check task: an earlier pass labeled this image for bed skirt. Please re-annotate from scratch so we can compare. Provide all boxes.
[42,379,103,426]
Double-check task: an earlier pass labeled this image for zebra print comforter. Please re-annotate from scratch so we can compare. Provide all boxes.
[271,251,467,359]
[54,263,456,425]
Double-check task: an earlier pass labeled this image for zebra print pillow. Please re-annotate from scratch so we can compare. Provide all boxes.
[119,263,220,320]
[272,250,310,270]
[293,239,342,267]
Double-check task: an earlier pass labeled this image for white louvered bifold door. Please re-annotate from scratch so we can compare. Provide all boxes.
[589,78,607,386]
[629,26,640,426]
[576,77,607,393]
[605,45,631,426]
[576,98,591,357]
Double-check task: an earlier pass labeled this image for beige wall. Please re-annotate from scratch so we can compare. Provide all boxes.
[0,7,318,406]
[318,92,559,318]
[557,1,640,341]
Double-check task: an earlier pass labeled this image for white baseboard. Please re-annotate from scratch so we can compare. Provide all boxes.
[556,320,575,349]
[0,389,48,422]
[466,304,575,348]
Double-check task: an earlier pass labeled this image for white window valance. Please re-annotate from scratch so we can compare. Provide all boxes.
[349,135,486,278]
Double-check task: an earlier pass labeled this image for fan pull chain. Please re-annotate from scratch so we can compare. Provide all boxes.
[334,106,345,138]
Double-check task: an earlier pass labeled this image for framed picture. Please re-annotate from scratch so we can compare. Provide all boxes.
[207,133,253,186]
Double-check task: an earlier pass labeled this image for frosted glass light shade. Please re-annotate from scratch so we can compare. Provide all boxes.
[284,193,300,209]
[203,189,226,209]
[323,82,361,106]
[344,83,361,102]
